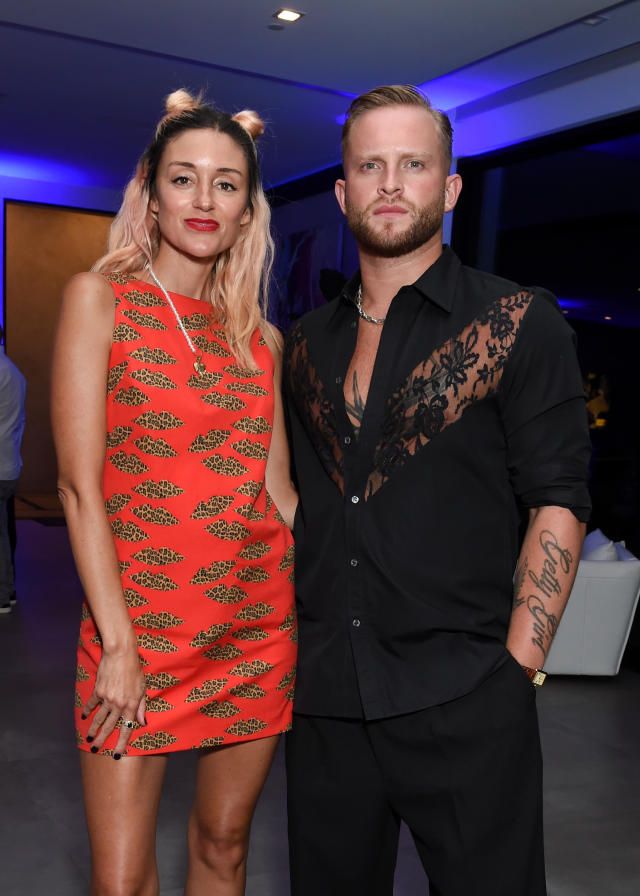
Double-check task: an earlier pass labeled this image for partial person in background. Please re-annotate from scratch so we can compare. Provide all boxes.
[51,89,297,895]
[0,323,26,615]
[284,85,591,896]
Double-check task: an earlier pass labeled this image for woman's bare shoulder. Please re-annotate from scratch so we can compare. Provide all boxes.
[62,271,116,312]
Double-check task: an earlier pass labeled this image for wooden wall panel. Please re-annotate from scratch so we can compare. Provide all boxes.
[4,201,113,494]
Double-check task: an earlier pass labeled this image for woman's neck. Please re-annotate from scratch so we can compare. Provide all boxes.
[144,249,216,301]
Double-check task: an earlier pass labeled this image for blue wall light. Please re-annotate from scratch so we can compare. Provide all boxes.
[0,153,94,187]
[417,72,508,112]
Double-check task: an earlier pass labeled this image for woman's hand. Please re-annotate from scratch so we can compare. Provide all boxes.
[277,494,299,532]
[82,636,147,757]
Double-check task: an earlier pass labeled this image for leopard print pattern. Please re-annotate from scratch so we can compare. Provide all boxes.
[75,276,295,755]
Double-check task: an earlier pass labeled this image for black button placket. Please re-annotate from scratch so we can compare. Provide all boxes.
[342,289,418,717]
[344,442,370,704]
[328,303,373,707]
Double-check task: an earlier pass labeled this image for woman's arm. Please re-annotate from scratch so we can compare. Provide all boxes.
[263,328,298,530]
[51,272,146,754]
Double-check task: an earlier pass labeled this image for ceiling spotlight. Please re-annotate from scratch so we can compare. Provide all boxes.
[604,315,612,321]
[582,15,608,26]
[275,8,303,22]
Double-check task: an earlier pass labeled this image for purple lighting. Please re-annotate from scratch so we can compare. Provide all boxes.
[417,72,508,111]
[0,153,94,186]
[557,297,588,310]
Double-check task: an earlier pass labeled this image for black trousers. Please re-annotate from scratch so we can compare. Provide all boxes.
[286,656,546,896]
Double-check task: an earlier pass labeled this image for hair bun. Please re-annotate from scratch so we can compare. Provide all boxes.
[165,88,201,116]
[155,89,202,134]
[232,110,264,140]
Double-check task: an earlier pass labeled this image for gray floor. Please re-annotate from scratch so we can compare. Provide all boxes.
[1,520,639,895]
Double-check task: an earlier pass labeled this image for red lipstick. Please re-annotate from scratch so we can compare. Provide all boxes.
[185,218,219,231]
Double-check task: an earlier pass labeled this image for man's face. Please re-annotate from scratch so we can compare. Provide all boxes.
[336,105,458,258]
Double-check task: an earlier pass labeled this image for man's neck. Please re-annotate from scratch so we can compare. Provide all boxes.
[358,239,443,319]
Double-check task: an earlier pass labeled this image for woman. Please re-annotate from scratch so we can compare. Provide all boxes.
[51,89,297,895]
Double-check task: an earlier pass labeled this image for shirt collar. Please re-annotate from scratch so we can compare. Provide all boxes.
[337,244,460,316]
[411,245,460,312]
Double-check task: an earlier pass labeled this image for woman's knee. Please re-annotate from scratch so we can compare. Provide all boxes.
[90,867,159,896]
[188,814,249,877]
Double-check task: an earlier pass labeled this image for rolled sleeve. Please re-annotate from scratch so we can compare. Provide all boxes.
[500,290,591,521]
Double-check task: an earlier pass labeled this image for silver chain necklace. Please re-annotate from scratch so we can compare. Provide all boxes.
[355,284,386,325]
[147,265,207,376]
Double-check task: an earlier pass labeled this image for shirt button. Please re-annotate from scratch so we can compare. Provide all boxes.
[344,436,351,445]
[351,495,359,504]
[335,376,343,384]
[350,558,358,567]
[352,618,361,627]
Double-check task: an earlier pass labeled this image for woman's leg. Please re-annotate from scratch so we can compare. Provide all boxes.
[185,734,280,895]
[80,751,169,896]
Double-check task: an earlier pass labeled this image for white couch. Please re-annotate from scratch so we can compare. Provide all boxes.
[544,535,640,676]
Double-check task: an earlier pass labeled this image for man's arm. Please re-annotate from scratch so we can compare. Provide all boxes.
[507,505,586,669]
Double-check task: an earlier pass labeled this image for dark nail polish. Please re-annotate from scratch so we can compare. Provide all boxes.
[80,713,87,720]
[113,753,121,761]
[86,735,94,743]
[90,746,99,753]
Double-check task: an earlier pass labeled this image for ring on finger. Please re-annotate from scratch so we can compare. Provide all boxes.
[121,719,135,730]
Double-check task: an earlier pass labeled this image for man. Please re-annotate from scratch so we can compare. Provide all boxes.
[283,86,590,896]
[0,323,26,614]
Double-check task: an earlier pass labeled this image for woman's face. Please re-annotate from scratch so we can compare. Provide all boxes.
[149,127,251,262]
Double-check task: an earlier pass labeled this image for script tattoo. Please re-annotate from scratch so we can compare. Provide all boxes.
[520,530,574,662]
[345,371,365,438]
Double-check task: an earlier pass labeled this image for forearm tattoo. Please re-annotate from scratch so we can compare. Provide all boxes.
[513,530,574,662]
[345,371,365,438]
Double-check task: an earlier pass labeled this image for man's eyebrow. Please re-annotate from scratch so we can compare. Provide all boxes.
[356,150,435,160]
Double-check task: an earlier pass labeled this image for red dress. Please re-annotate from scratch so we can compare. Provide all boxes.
[74,274,296,755]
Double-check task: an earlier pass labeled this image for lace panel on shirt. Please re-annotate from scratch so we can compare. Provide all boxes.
[366,290,534,499]
[285,321,344,494]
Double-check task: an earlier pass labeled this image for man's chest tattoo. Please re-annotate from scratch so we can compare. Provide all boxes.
[345,370,365,437]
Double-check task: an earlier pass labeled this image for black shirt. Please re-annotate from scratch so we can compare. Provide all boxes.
[283,247,591,720]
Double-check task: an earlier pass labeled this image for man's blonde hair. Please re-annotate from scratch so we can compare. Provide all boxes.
[341,85,453,171]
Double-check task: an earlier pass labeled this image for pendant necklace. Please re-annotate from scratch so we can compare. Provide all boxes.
[147,265,207,376]
[355,284,386,325]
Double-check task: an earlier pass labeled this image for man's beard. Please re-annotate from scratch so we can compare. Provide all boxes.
[345,194,445,258]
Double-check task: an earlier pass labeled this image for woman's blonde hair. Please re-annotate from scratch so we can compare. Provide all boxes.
[93,89,276,367]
